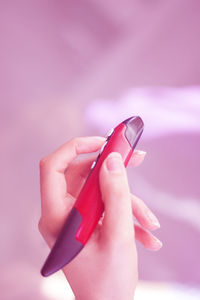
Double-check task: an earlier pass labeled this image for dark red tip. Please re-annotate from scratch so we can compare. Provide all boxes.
[41,208,84,277]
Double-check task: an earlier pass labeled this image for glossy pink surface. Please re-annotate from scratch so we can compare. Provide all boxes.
[1,1,200,299]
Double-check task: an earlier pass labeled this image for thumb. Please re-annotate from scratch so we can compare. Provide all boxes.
[99,152,135,244]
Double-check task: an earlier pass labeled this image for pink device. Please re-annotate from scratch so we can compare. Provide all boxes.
[41,116,144,277]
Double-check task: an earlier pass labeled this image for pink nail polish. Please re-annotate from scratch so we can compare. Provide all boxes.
[147,211,160,228]
[135,150,147,156]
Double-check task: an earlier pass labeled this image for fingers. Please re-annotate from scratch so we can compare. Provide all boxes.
[128,150,146,167]
[131,194,160,231]
[39,128,146,240]
[134,224,162,251]
[130,188,162,251]
[40,136,106,173]
[39,137,105,223]
[65,148,146,190]
[64,149,146,198]
[99,152,134,244]
[98,150,162,251]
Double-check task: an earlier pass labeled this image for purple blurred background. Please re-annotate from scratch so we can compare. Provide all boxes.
[1,1,200,299]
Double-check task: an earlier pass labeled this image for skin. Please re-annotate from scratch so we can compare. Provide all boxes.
[38,136,162,300]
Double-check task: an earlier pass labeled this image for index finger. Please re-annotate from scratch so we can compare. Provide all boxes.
[39,136,106,220]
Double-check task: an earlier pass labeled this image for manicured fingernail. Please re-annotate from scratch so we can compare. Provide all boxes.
[130,150,147,167]
[152,237,163,250]
[147,211,160,229]
[135,150,147,156]
[106,152,123,172]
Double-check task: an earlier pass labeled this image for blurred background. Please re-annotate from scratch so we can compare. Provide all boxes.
[1,0,200,299]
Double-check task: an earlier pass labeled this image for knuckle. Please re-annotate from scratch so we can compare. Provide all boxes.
[39,156,49,169]
[38,217,52,236]
[39,154,55,171]
[69,137,79,149]
[38,215,60,237]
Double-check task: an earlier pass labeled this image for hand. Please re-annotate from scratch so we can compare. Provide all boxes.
[38,137,162,300]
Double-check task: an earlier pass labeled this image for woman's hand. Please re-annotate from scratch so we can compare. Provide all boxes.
[38,137,162,300]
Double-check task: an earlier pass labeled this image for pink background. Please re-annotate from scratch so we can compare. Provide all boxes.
[1,1,200,299]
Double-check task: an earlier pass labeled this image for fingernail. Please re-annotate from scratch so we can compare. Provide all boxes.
[152,237,163,250]
[130,150,147,167]
[106,152,123,172]
[135,150,147,156]
[147,211,160,228]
